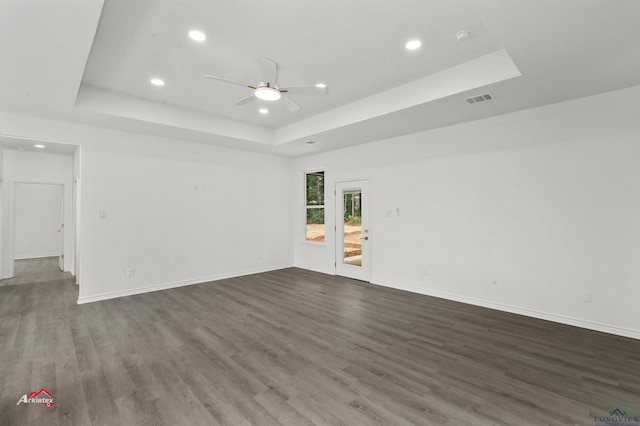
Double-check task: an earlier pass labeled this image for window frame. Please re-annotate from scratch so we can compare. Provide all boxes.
[304,170,326,244]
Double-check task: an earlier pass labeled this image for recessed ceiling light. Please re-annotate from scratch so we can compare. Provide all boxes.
[259,108,269,114]
[254,87,281,101]
[34,144,45,149]
[315,83,326,88]
[150,78,165,87]
[405,39,422,50]
[456,29,471,42]
[188,30,206,42]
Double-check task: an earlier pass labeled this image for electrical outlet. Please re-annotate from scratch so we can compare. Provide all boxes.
[126,268,135,278]
[584,290,592,303]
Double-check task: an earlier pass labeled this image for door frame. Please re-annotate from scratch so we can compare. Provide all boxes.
[73,175,81,285]
[3,179,68,279]
[335,178,371,282]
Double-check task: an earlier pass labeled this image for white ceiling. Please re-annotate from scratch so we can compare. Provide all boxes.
[2,0,640,157]
[82,0,502,127]
[0,135,77,156]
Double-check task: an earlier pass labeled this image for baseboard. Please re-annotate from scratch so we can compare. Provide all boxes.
[77,263,294,304]
[370,279,640,341]
[15,253,60,260]
[295,264,336,276]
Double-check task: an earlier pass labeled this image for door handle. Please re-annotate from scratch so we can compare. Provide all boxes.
[360,236,368,240]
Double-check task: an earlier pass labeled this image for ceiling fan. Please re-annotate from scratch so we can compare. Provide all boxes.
[204,58,328,112]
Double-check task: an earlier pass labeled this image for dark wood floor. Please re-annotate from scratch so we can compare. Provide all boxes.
[1,268,639,425]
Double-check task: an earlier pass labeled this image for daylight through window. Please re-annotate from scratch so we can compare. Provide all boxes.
[305,171,325,242]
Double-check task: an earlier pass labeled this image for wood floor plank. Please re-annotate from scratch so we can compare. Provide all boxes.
[0,257,73,287]
[253,389,316,426]
[1,263,640,425]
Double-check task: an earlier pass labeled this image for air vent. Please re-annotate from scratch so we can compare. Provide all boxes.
[465,93,494,104]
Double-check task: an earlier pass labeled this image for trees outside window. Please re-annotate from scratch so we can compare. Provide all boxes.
[306,171,325,242]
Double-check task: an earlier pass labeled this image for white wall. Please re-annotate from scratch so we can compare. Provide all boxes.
[77,136,292,303]
[73,146,81,284]
[0,114,293,302]
[0,146,4,278]
[293,85,640,339]
[14,183,64,259]
[2,150,74,275]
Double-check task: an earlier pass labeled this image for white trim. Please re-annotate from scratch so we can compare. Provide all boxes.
[370,279,640,340]
[8,179,67,185]
[15,253,60,260]
[77,263,294,304]
[296,265,336,275]
[303,169,326,244]
[298,241,327,247]
[335,178,371,282]
[73,174,81,285]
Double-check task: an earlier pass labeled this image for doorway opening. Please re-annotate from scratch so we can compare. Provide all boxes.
[0,257,72,287]
[1,182,71,287]
[0,137,79,287]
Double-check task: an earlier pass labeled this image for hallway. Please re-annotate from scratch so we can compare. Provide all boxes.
[0,257,73,287]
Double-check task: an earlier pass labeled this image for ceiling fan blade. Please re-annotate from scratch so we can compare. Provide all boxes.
[282,96,301,112]
[260,58,278,85]
[233,94,256,106]
[205,75,254,88]
[282,85,328,96]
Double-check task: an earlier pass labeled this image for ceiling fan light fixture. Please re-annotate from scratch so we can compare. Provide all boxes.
[259,108,269,114]
[255,86,281,101]
[315,83,326,88]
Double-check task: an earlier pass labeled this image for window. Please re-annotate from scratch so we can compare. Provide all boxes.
[305,171,325,242]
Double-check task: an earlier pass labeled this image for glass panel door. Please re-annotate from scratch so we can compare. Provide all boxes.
[335,180,370,282]
[342,190,362,266]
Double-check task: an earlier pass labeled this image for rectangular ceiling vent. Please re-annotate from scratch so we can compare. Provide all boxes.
[465,93,494,104]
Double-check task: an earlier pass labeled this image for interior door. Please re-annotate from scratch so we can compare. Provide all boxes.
[14,183,64,262]
[335,180,370,281]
